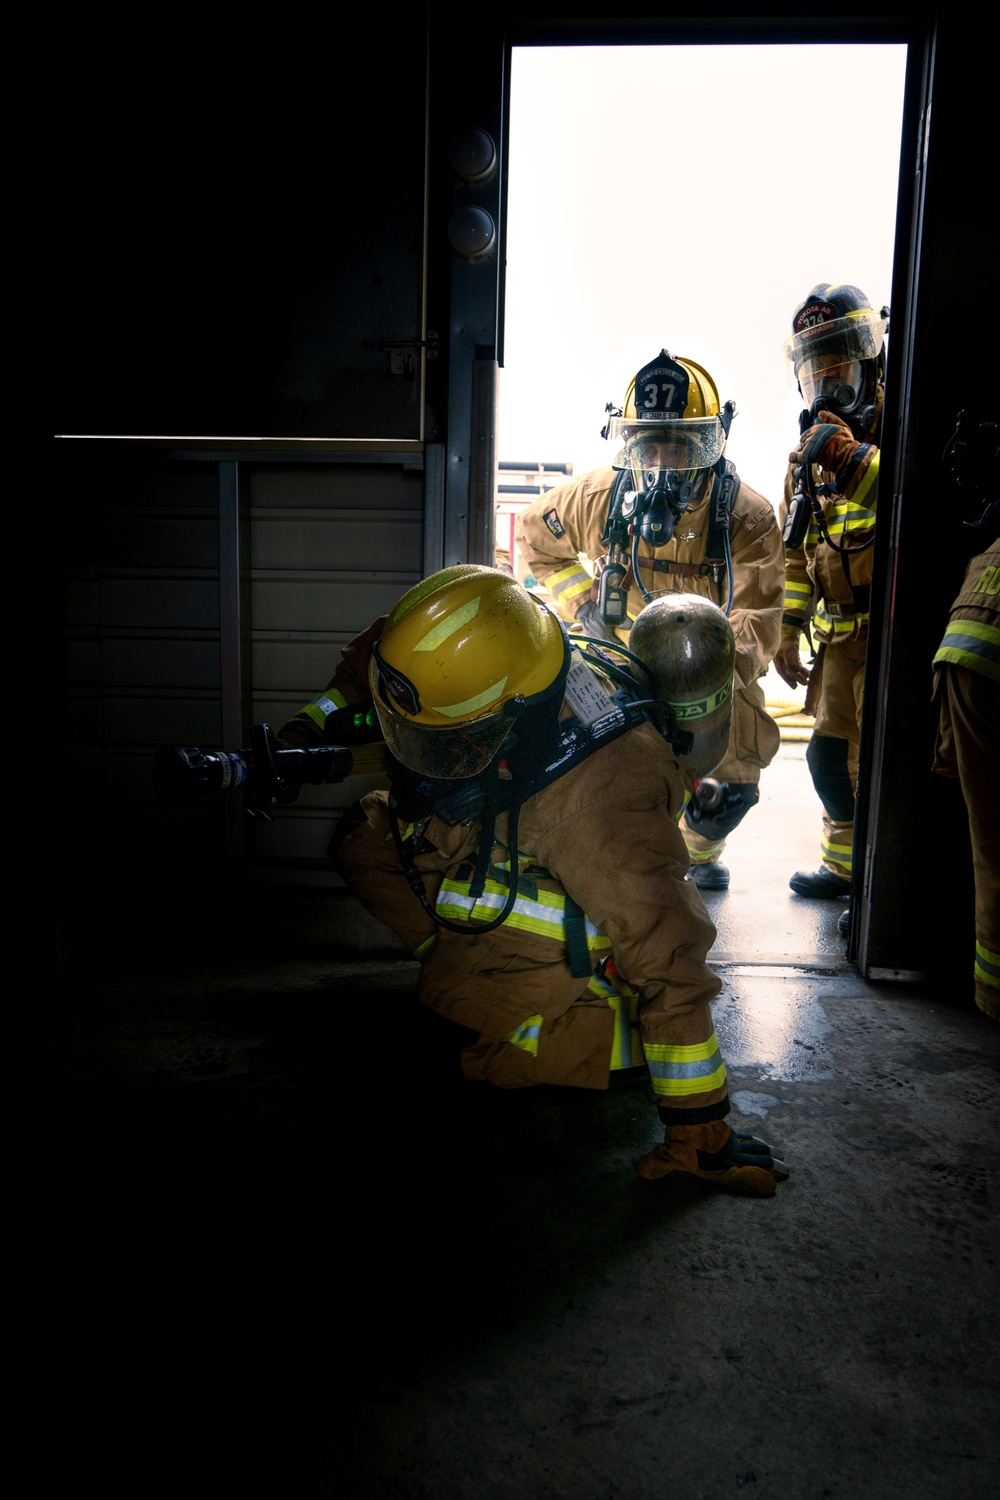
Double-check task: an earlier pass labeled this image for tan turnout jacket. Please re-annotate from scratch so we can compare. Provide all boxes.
[514,465,782,781]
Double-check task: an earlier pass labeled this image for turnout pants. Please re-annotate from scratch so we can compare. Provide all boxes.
[932,664,1000,1019]
[333,789,722,1091]
[807,633,867,880]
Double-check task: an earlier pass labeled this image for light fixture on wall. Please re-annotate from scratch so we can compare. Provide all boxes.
[447,126,497,185]
[447,204,496,261]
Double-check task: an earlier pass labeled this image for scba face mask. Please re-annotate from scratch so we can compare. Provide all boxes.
[602,350,732,547]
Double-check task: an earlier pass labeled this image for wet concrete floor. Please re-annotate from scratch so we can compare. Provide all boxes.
[44,744,998,1498]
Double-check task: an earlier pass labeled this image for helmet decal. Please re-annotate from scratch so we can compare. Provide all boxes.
[633,352,690,420]
[371,640,422,716]
[792,299,839,334]
[414,594,481,652]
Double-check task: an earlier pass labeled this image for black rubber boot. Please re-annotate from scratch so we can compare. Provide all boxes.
[688,862,731,890]
[789,868,852,899]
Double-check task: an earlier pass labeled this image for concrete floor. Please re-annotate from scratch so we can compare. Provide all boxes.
[46,743,998,1498]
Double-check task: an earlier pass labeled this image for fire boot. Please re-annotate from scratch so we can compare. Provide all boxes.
[635,1120,788,1197]
[789,868,852,899]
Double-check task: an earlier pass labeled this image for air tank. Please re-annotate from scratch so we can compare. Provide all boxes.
[629,594,735,776]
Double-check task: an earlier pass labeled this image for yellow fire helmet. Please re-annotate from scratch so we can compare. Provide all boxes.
[603,350,729,475]
[369,565,570,779]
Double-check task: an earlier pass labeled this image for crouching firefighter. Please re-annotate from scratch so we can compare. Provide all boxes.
[514,348,783,892]
[278,565,789,1196]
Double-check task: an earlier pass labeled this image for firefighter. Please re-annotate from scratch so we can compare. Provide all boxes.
[930,418,999,1021]
[514,349,782,892]
[279,565,789,1196]
[774,284,888,903]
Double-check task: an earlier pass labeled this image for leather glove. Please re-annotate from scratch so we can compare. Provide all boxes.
[575,597,621,643]
[790,410,859,478]
[773,635,812,690]
[635,1119,789,1198]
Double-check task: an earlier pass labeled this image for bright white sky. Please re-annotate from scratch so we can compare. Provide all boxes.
[498,43,908,504]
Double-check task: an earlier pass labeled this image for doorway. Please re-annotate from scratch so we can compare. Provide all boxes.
[497,41,908,962]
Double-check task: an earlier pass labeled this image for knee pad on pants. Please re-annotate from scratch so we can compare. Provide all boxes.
[805,734,855,823]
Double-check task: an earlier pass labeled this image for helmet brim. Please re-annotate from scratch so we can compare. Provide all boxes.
[607,414,727,473]
[370,660,518,778]
[783,312,887,386]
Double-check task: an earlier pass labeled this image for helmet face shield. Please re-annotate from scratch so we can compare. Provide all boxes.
[370,654,516,778]
[783,311,887,389]
[606,414,727,473]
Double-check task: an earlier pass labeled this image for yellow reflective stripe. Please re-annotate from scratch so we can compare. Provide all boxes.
[429,676,508,718]
[821,835,852,873]
[933,620,1000,681]
[548,563,593,605]
[849,450,879,509]
[300,703,328,730]
[814,602,867,634]
[298,690,348,729]
[607,993,644,1071]
[562,577,594,605]
[825,502,877,530]
[413,934,437,960]
[648,1064,728,1098]
[436,877,610,950]
[784,580,812,613]
[548,562,591,587]
[505,1015,543,1056]
[975,941,1000,989]
[415,595,481,652]
[645,1033,727,1098]
[688,841,725,864]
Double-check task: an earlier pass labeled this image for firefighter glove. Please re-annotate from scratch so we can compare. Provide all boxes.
[790,411,859,480]
[576,597,621,643]
[773,635,811,690]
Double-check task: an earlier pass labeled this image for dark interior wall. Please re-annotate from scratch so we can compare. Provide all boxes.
[51,15,432,441]
[49,12,436,975]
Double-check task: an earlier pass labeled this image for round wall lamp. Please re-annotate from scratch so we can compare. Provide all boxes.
[448,127,497,185]
[447,204,496,261]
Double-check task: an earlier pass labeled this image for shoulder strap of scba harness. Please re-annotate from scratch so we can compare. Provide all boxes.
[603,461,740,604]
[388,645,692,946]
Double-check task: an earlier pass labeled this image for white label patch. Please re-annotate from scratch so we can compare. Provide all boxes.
[564,652,614,724]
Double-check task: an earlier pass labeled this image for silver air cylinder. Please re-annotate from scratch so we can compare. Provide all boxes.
[629,594,735,776]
